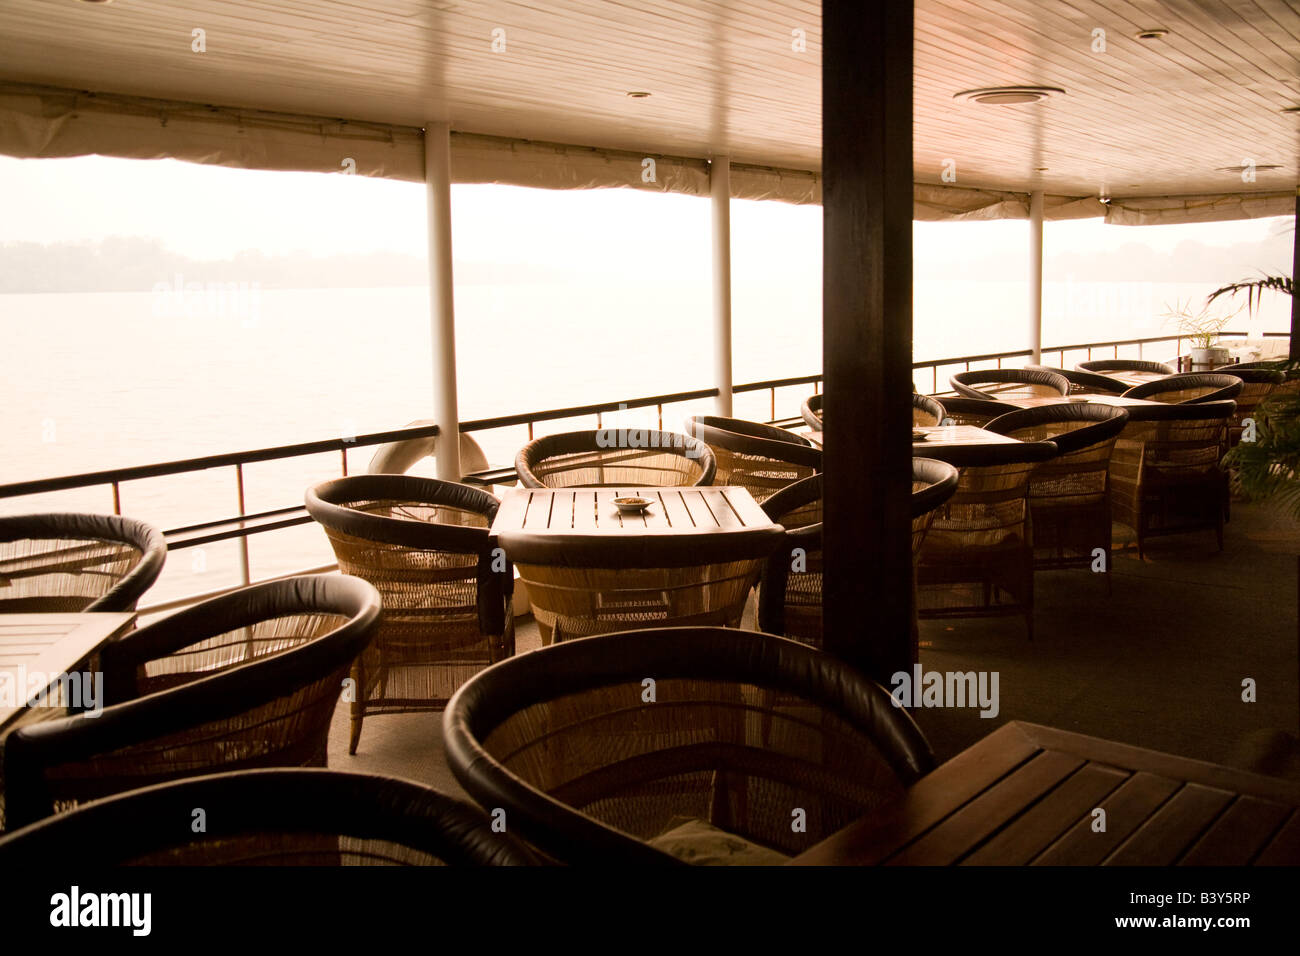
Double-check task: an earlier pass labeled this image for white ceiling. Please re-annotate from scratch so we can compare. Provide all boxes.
[1,0,1298,198]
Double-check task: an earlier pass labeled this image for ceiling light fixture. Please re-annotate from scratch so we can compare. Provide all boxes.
[1216,163,1281,173]
[955,86,1065,105]
[1135,29,1168,40]
[625,91,652,99]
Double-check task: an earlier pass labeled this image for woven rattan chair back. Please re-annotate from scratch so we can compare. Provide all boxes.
[443,627,935,864]
[987,405,1129,572]
[499,523,783,645]
[0,769,537,865]
[685,415,820,504]
[305,475,514,754]
[912,393,946,426]
[801,393,823,430]
[755,462,958,648]
[1208,368,1286,444]
[0,513,166,613]
[1,575,381,829]
[1025,365,1127,396]
[950,368,1070,402]
[1076,359,1175,376]
[516,429,715,488]
[933,397,1012,426]
[1122,373,1243,405]
[914,442,1058,638]
[1107,401,1236,556]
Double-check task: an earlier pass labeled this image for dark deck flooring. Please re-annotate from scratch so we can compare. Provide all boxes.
[327,500,1300,801]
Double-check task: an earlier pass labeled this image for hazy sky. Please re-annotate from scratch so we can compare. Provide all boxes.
[0,154,1289,273]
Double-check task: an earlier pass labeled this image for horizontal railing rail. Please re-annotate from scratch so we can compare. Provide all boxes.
[0,332,1286,615]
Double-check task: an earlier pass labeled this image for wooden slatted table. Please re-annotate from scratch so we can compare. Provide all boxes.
[490,486,777,539]
[806,424,1022,451]
[791,721,1300,865]
[0,613,134,731]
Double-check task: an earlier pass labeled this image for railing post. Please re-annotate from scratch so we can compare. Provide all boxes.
[1028,190,1044,364]
[425,121,462,480]
[234,463,251,586]
[110,481,121,515]
[711,155,734,417]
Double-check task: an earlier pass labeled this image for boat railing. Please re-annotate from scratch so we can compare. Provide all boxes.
[0,330,1284,615]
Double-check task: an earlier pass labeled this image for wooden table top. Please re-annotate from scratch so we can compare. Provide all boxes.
[805,424,1021,450]
[0,612,135,731]
[791,721,1300,865]
[490,486,776,537]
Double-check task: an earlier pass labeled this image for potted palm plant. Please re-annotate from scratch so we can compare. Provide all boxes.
[1162,298,1242,367]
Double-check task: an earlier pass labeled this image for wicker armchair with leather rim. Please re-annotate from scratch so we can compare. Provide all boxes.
[756,460,959,651]
[443,626,935,865]
[986,404,1130,577]
[914,440,1060,640]
[0,512,166,613]
[0,769,537,865]
[1,574,381,830]
[305,475,514,754]
[684,415,821,505]
[515,428,715,488]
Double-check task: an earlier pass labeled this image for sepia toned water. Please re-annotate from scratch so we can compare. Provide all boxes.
[0,278,1287,606]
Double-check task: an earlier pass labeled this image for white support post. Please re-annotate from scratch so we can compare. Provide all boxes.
[425,121,461,480]
[711,156,734,417]
[1029,189,1044,365]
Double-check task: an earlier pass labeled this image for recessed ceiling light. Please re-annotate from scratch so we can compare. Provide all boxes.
[955,86,1065,105]
[1135,29,1168,40]
[625,91,652,99]
[1035,167,1049,172]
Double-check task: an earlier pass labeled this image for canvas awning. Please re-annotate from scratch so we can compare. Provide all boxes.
[0,81,1287,225]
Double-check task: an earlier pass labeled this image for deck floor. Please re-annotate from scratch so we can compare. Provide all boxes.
[326,500,1300,800]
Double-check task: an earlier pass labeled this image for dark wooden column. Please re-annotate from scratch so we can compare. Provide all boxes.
[1291,190,1299,361]
[821,0,915,686]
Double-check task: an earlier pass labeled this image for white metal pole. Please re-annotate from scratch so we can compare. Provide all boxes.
[425,121,461,480]
[1029,189,1044,365]
[711,156,734,417]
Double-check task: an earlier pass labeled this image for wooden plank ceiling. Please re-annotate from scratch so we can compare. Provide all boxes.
[0,0,1298,199]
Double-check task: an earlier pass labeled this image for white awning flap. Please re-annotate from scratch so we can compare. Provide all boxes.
[0,82,1291,225]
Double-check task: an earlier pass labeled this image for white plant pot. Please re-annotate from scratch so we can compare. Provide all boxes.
[1190,346,1229,367]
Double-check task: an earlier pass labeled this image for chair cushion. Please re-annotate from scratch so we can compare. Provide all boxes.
[648,816,792,866]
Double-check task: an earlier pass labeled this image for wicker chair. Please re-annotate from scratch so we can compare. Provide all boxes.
[914,441,1059,639]
[756,461,959,649]
[950,368,1070,402]
[912,393,946,426]
[1026,365,1128,396]
[684,415,821,504]
[1076,359,1175,376]
[499,519,784,645]
[442,626,936,865]
[515,429,715,489]
[933,396,1015,426]
[0,513,166,613]
[986,405,1129,576]
[1122,373,1243,405]
[1107,400,1237,557]
[1210,368,1286,446]
[305,475,514,754]
[0,769,537,865]
[1220,360,1300,397]
[1,574,381,830]
[801,393,823,430]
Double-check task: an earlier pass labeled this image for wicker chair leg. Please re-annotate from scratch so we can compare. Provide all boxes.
[348,661,365,756]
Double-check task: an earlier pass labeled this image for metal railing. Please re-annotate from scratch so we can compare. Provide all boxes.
[0,331,1286,614]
